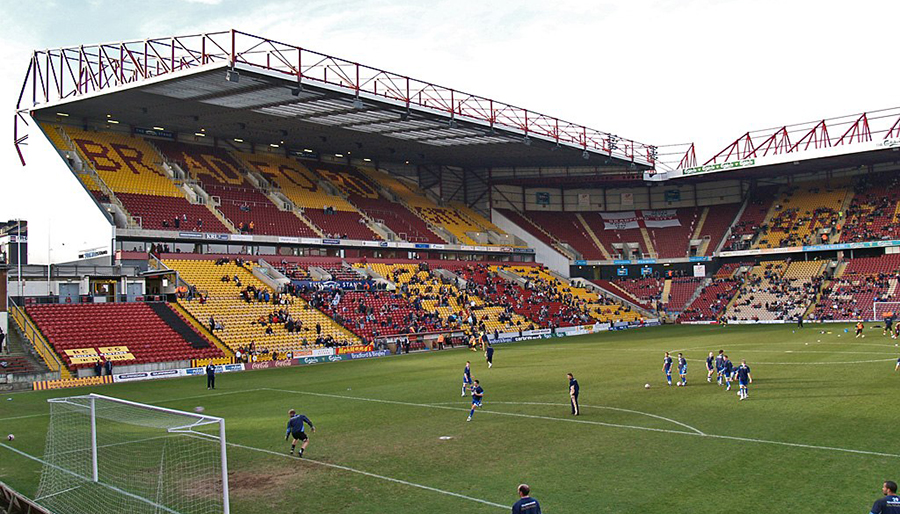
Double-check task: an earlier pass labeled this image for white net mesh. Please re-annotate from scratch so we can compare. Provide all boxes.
[36,395,227,514]
[873,302,900,322]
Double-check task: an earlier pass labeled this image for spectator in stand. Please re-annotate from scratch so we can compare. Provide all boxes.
[94,359,102,377]
[104,359,113,377]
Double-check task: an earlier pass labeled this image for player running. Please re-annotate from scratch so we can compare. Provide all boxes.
[663,352,673,386]
[706,351,715,382]
[677,353,687,386]
[285,409,315,457]
[467,380,484,422]
[735,360,752,400]
[715,350,726,385]
[884,317,894,337]
[462,361,473,396]
[722,355,734,391]
[856,321,865,338]
[485,343,494,369]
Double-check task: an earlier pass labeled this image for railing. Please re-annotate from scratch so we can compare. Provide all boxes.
[8,297,64,378]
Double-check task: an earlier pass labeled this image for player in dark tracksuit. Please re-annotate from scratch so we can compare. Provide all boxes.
[485,344,494,369]
[206,363,216,390]
[285,409,315,457]
[567,373,580,415]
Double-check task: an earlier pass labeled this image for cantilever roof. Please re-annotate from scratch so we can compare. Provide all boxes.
[16,30,657,170]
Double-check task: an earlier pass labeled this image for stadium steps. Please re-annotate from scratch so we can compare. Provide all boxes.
[661,279,672,304]
[293,210,326,237]
[168,302,235,359]
[831,190,856,242]
[751,188,784,249]
[639,228,658,259]
[576,213,612,260]
[205,203,238,233]
[7,304,71,379]
[147,303,213,349]
[2,324,49,375]
[691,208,712,255]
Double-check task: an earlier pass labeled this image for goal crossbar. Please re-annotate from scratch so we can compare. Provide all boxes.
[872,301,900,321]
[38,394,230,514]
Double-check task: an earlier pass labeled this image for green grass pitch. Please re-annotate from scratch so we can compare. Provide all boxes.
[2,323,899,513]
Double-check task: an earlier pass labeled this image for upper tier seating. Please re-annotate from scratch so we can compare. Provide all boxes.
[521,211,606,260]
[756,180,849,249]
[723,186,777,251]
[234,152,378,240]
[361,168,484,244]
[166,258,359,353]
[313,163,446,243]
[26,303,222,371]
[647,209,700,259]
[156,142,317,237]
[494,208,559,250]
[51,127,228,232]
[697,204,742,255]
[839,173,900,243]
[813,254,900,321]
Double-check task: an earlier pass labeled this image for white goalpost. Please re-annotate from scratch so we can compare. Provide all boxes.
[872,302,900,322]
[35,394,229,514]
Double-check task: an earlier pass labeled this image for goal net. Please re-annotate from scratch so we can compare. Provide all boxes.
[873,302,900,322]
[35,394,230,514]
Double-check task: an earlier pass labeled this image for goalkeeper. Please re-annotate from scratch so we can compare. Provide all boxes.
[285,409,316,458]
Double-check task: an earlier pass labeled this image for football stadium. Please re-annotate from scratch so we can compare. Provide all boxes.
[2,10,900,514]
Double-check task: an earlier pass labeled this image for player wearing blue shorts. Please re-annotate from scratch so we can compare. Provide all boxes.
[462,361,472,396]
[715,350,725,385]
[677,353,687,386]
[736,360,752,400]
[467,380,484,422]
[663,352,673,385]
[722,355,734,391]
[706,351,715,382]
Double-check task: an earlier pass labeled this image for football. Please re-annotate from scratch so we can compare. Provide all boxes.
[194,406,205,413]
[644,383,651,389]
[7,434,14,442]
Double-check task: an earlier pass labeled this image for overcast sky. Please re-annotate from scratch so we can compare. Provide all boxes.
[1,0,898,263]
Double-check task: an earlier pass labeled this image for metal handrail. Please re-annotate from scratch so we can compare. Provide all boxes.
[7,297,64,377]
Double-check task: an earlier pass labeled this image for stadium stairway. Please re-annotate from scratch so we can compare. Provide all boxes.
[7,304,71,379]
[147,303,213,349]
[576,213,612,259]
[639,228,658,259]
[661,279,672,304]
[169,302,235,359]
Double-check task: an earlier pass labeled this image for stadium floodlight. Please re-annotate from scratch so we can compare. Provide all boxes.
[448,119,458,129]
[290,86,302,96]
[353,97,364,109]
[225,69,239,83]
[522,136,531,146]
[582,150,590,160]
[36,394,230,514]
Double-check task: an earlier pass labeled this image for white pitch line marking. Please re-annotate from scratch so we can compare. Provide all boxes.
[266,388,900,460]
[221,440,508,510]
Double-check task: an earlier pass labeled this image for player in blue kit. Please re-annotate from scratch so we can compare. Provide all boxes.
[466,380,484,422]
[663,352,673,385]
[706,351,715,382]
[722,355,734,391]
[869,480,900,514]
[462,361,472,396]
[735,359,752,400]
[715,349,725,385]
[677,353,687,386]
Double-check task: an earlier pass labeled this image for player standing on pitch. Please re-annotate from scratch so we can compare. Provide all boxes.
[706,351,715,383]
[467,380,484,422]
[663,352,673,385]
[677,353,687,386]
[736,360,753,401]
[285,409,315,457]
[462,361,473,396]
[722,355,734,391]
[485,343,494,369]
[715,349,725,385]
[567,373,580,416]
